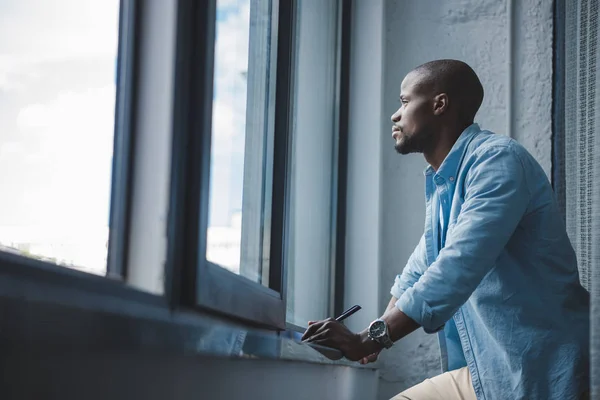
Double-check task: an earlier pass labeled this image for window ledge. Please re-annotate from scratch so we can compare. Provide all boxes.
[277,336,378,369]
[0,265,376,371]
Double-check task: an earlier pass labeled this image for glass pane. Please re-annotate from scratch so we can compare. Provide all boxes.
[207,0,277,286]
[286,0,339,326]
[0,0,120,275]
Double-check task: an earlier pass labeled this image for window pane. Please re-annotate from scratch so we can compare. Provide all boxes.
[286,0,339,326]
[207,0,273,286]
[0,0,120,275]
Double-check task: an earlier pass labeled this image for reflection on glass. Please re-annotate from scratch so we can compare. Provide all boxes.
[206,0,253,278]
[0,0,120,275]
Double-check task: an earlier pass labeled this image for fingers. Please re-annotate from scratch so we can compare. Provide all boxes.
[359,352,379,364]
[305,338,333,348]
[302,318,333,341]
[303,319,344,346]
[359,354,374,365]
[303,328,330,343]
[302,321,324,341]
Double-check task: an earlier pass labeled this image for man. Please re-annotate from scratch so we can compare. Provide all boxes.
[302,60,590,399]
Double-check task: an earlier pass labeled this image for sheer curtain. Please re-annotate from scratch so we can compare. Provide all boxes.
[562,0,599,396]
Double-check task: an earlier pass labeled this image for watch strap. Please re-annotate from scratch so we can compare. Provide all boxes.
[379,333,393,349]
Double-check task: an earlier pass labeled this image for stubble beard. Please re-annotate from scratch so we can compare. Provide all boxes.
[395,133,423,154]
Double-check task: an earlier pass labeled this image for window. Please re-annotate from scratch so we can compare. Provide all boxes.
[0,0,351,344]
[170,0,349,329]
[185,0,291,327]
[207,0,260,282]
[0,0,120,276]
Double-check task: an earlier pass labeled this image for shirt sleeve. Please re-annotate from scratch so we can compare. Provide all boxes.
[390,233,428,300]
[396,144,531,333]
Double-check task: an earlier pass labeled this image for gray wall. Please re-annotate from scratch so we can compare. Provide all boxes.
[344,1,554,399]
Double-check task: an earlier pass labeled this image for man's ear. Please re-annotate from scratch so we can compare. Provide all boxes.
[433,93,448,116]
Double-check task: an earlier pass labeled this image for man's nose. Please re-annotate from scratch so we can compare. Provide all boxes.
[391,109,401,123]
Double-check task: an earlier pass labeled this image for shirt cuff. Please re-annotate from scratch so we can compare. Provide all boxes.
[390,275,405,299]
[396,289,445,334]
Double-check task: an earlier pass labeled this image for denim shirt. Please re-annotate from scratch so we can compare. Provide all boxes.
[390,124,589,400]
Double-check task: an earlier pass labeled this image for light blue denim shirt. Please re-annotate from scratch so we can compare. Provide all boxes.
[390,124,589,400]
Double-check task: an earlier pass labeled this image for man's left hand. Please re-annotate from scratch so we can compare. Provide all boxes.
[301,318,373,362]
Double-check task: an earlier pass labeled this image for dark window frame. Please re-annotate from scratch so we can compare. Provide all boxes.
[0,0,139,283]
[106,0,141,280]
[166,0,298,329]
[0,0,160,314]
[331,0,352,319]
[171,0,353,330]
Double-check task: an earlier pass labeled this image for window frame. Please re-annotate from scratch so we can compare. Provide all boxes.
[106,0,141,280]
[0,0,138,282]
[172,0,353,330]
[331,0,352,320]
[168,0,353,330]
[166,0,297,329]
[0,0,166,307]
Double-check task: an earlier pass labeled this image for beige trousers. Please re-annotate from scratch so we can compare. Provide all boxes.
[391,367,477,400]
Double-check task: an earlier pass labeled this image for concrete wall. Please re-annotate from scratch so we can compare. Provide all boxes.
[344,0,553,398]
[511,0,554,175]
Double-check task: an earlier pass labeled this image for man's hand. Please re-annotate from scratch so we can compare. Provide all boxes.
[359,350,381,365]
[301,318,375,362]
[301,296,419,363]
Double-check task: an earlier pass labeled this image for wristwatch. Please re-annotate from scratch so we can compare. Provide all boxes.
[368,319,393,349]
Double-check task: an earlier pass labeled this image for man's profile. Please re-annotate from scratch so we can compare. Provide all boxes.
[302,59,590,400]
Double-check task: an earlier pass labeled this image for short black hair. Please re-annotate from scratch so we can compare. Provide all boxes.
[411,59,484,124]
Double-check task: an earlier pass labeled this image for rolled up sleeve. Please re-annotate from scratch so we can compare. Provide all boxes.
[390,233,428,300]
[396,144,530,333]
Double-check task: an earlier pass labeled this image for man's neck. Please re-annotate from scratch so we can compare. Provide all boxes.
[423,122,470,171]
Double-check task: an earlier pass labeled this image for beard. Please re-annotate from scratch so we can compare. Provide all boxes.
[394,131,429,154]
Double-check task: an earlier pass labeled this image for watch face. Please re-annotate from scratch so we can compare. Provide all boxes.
[369,320,386,338]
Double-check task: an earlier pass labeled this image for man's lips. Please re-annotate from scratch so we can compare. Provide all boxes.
[392,127,401,140]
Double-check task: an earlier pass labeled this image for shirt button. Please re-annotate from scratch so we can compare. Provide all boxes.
[449,176,455,182]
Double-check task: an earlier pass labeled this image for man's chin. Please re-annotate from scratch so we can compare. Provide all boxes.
[394,143,416,155]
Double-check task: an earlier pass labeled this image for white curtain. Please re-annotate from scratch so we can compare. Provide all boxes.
[564,0,599,396]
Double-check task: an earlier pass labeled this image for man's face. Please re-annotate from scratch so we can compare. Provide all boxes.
[390,72,436,154]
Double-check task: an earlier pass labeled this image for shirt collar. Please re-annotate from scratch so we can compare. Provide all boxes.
[423,123,481,181]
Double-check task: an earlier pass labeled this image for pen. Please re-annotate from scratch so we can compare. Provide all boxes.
[335,304,362,322]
